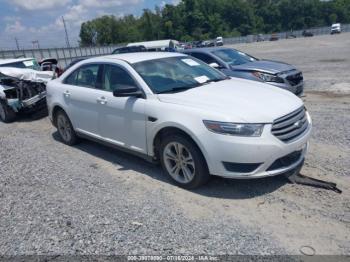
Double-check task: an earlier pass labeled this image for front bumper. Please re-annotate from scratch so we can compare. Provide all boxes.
[268,81,304,97]
[7,91,47,112]
[21,91,46,107]
[265,70,304,96]
[202,121,312,179]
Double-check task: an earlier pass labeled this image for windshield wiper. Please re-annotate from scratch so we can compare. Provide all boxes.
[199,77,228,85]
[156,78,229,94]
[157,86,196,94]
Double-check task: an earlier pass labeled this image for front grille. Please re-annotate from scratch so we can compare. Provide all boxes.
[272,107,308,143]
[295,85,303,96]
[287,72,303,86]
[267,150,303,171]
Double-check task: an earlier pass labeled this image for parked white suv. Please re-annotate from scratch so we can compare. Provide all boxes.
[331,23,341,34]
[47,52,312,188]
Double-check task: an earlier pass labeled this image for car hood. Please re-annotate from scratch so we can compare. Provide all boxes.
[0,67,54,83]
[157,78,303,123]
[231,60,297,74]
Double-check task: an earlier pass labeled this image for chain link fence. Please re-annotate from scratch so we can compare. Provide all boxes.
[0,45,123,68]
[0,24,349,68]
[224,24,350,45]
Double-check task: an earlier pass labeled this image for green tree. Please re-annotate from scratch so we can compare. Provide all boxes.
[79,21,97,46]
[79,0,350,46]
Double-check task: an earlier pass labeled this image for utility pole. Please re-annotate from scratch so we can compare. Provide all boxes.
[62,16,72,58]
[15,37,20,50]
[62,16,71,49]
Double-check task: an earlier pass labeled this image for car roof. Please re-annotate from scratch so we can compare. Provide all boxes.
[87,52,186,64]
[182,47,232,54]
[0,58,35,65]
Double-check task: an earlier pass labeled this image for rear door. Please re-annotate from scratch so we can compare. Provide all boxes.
[61,63,104,136]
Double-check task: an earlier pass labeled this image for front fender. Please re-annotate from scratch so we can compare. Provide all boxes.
[48,102,66,123]
[147,121,212,168]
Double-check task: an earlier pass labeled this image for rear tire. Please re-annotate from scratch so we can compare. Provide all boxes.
[55,110,79,145]
[160,134,210,189]
[0,100,16,123]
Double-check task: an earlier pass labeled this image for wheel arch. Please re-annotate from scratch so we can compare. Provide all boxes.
[151,125,210,169]
[51,105,68,127]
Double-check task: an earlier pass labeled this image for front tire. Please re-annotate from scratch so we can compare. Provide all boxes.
[55,110,79,145]
[160,134,210,189]
[0,100,16,123]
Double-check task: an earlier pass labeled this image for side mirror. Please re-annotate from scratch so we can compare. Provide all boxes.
[113,85,143,98]
[209,62,220,69]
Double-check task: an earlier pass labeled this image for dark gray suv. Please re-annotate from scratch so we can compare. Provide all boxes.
[183,47,304,96]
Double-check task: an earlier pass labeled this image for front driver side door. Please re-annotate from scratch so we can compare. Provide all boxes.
[98,63,147,154]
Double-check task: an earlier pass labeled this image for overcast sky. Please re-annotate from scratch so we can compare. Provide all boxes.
[0,0,180,50]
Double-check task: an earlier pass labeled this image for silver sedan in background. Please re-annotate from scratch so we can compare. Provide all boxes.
[183,47,304,96]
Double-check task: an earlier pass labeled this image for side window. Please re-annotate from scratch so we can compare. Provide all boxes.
[63,64,100,88]
[64,70,78,85]
[113,48,126,54]
[102,64,137,92]
[76,64,99,88]
[190,52,217,65]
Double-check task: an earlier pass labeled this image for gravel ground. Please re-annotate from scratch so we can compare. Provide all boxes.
[0,33,349,256]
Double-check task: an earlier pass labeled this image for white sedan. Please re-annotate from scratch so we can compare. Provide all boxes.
[46,52,312,188]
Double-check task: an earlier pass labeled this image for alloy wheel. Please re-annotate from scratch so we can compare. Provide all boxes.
[163,142,195,183]
[57,114,72,142]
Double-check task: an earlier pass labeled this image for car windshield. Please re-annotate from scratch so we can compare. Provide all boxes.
[132,56,227,94]
[0,59,41,71]
[212,49,257,66]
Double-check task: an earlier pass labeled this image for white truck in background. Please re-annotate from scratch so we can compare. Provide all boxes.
[331,23,341,34]
[127,39,183,52]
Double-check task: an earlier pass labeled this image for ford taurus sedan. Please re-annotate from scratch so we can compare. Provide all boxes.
[183,47,304,96]
[47,52,312,189]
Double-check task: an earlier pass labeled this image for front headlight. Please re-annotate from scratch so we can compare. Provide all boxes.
[252,71,284,83]
[203,120,264,137]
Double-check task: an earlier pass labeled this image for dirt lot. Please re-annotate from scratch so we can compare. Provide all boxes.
[0,33,349,256]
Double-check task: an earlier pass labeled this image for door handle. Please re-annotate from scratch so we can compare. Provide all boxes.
[97,96,107,105]
[63,90,70,98]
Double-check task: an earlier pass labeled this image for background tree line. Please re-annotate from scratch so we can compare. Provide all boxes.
[79,0,350,46]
